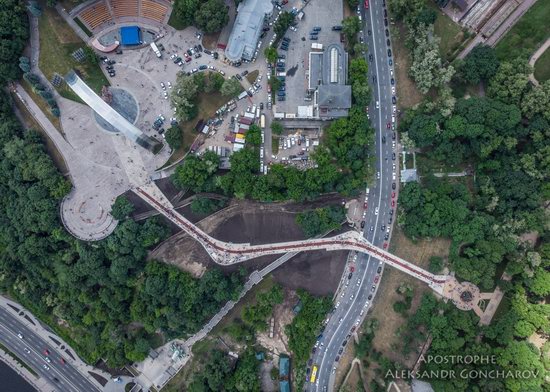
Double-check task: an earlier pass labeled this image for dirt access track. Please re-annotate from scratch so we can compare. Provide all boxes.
[149,196,349,295]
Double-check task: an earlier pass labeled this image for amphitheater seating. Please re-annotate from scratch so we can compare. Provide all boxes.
[141,0,168,22]
[79,1,112,30]
[110,0,139,19]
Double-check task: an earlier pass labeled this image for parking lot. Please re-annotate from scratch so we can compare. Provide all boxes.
[274,1,344,114]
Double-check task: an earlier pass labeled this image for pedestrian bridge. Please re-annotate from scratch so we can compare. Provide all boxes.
[135,184,451,295]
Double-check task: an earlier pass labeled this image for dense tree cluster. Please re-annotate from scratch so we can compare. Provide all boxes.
[0,0,29,86]
[286,290,332,366]
[242,284,283,331]
[0,89,244,366]
[189,348,260,392]
[190,196,227,215]
[456,44,500,85]
[349,58,371,107]
[173,107,374,201]
[172,0,228,33]
[296,206,346,238]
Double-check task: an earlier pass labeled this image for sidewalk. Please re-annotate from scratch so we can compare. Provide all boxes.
[528,37,550,86]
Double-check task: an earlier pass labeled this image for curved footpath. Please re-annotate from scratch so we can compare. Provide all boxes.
[528,37,550,86]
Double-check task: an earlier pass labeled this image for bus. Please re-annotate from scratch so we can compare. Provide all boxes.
[310,364,318,383]
[260,114,266,129]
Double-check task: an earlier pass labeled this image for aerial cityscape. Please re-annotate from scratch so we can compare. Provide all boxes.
[0,0,548,391]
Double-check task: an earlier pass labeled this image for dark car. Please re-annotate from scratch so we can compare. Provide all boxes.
[310,30,319,35]
[389,209,394,216]
[368,294,373,300]
[342,340,348,347]
[389,58,393,66]
[377,266,382,273]
[247,91,253,97]
[241,70,249,76]
[388,48,392,57]
[392,96,397,104]
[384,9,387,17]
[360,221,365,228]
[213,52,219,59]
[310,36,318,40]
[186,49,192,56]
[277,96,285,101]
[392,182,396,190]
[367,29,371,36]
[338,348,343,354]
[306,367,311,376]
[332,25,343,31]
[384,232,389,240]
[392,132,396,140]
[384,18,388,26]
[199,65,207,70]
[382,136,386,143]
[204,49,211,55]
[283,37,290,42]
[260,102,264,109]
[348,272,353,279]
[381,225,386,231]
[387,39,391,46]
[194,53,201,59]
[391,78,395,85]
[335,356,340,362]
[197,44,203,52]
[392,152,396,160]
[385,29,389,37]
[369,54,373,62]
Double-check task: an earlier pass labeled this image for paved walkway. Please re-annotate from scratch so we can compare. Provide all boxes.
[528,37,550,86]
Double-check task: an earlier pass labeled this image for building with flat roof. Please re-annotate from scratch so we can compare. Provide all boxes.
[308,43,351,119]
[225,0,273,62]
[120,26,141,46]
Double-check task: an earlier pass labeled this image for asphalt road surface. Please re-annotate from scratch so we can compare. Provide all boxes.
[307,1,398,390]
[0,307,100,392]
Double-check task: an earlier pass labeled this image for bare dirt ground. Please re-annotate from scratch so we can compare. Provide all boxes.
[149,196,350,293]
[392,23,423,109]
[343,362,364,391]
[363,227,450,381]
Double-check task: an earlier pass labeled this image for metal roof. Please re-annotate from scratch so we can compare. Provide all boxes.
[225,0,273,62]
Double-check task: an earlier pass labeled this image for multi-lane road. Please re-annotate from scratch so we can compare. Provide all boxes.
[308,0,398,390]
[0,306,100,392]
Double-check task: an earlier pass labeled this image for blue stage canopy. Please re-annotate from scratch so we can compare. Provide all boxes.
[120,26,140,45]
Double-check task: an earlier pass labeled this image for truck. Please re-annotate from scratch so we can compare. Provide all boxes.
[311,43,323,51]
[255,107,261,119]
[237,91,248,100]
[150,42,161,58]
[260,114,266,129]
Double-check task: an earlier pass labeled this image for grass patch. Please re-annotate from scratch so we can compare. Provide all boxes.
[534,46,550,83]
[0,342,39,377]
[416,154,467,176]
[404,152,414,169]
[246,70,259,84]
[163,89,228,167]
[10,92,68,175]
[73,17,93,37]
[427,1,466,61]
[38,5,109,101]
[20,79,62,132]
[495,0,550,61]
[272,136,279,155]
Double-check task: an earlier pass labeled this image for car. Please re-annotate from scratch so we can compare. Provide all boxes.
[43,349,50,356]
[306,367,311,376]
[391,86,396,94]
[392,163,396,171]
[338,317,343,324]
[369,54,373,62]
[388,49,392,57]
[392,96,397,104]
[163,92,168,100]
[310,36,318,40]
[45,357,51,363]
[389,58,393,66]
[377,171,381,179]
[391,78,395,85]
[383,242,388,249]
[363,202,368,209]
[277,91,286,96]
[367,29,371,36]
[384,18,388,26]
[375,207,379,215]
[194,53,201,59]
[335,356,340,362]
[160,82,166,90]
[382,136,386,143]
[392,132,396,140]
[260,102,264,109]
[384,232,389,240]
[368,294,373,300]
[43,364,49,370]
[197,44,203,52]
[387,122,391,129]
[357,278,361,286]
[53,377,59,383]
[192,68,198,73]
[385,29,389,37]
[332,25,343,31]
[388,216,393,224]
[17,333,23,339]
[348,272,353,279]
[387,39,391,46]
[350,294,354,300]
[23,347,30,354]
[370,225,374,232]
[277,96,285,101]
[310,30,319,36]
[381,225,386,231]
[208,65,215,70]
[393,105,397,113]
[199,65,207,70]
[338,348,343,354]
[313,26,321,31]
[213,52,219,59]
[391,200,396,207]
[377,266,382,273]
[167,82,172,89]
[389,209,394,215]
[392,152,396,160]
[376,101,379,109]
[335,301,340,308]
[374,275,380,283]
[312,347,317,354]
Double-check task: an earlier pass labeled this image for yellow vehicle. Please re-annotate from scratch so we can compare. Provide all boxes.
[260,114,266,129]
[310,364,318,383]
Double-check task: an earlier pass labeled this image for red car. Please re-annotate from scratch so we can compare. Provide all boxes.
[364,0,369,9]
[267,85,271,93]
[59,358,65,365]
[350,266,355,273]
[374,275,380,283]
[391,192,396,198]
[391,200,396,207]
[383,242,388,249]
[387,122,391,129]
[363,202,368,209]
[43,349,50,356]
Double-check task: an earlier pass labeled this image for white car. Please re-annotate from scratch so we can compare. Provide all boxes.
[390,69,394,77]
[208,65,215,70]
[392,115,396,123]
[160,82,166,90]
[391,86,396,94]
[17,333,23,339]
[167,82,172,89]
[376,101,380,109]
[335,301,340,308]
[375,207,379,215]
[392,173,396,181]
[290,26,297,32]
[393,105,397,113]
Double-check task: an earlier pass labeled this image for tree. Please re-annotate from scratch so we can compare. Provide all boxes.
[173,151,220,191]
[245,125,262,146]
[520,80,550,121]
[0,0,29,85]
[264,46,278,64]
[274,11,294,37]
[347,0,359,7]
[111,195,134,220]
[165,126,183,150]
[194,0,229,33]
[190,197,225,214]
[487,58,531,106]
[342,16,360,45]
[220,78,242,97]
[459,45,500,85]
[296,206,345,237]
[171,74,198,122]
[271,121,283,135]
[172,0,200,28]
